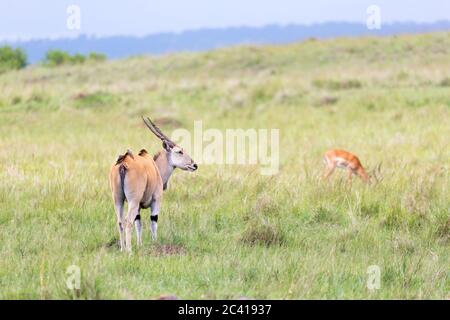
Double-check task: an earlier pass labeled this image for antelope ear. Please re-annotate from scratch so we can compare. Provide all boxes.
[162,141,172,151]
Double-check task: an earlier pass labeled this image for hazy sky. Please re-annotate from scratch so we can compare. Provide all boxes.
[1,0,449,41]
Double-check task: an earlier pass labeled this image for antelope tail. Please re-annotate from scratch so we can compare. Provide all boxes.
[115,149,133,197]
[119,164,127,197]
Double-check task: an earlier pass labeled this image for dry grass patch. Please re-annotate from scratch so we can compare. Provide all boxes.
[149,244,187,257]
[240,222,285,247]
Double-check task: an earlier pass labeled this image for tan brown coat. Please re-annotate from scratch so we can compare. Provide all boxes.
[109,117,197,252]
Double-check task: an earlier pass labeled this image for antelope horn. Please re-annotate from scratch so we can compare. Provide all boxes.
[142,116,162,139]
[141,116,175,147]
[145,117,174,144]
[372,161,383,183]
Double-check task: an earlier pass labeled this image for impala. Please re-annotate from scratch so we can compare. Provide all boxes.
[323,149,370,183]
[109,117,198,252]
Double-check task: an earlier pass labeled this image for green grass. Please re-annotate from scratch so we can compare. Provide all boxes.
[0,32,449,299]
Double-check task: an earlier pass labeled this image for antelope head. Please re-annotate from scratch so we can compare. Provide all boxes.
[142,116,198,172]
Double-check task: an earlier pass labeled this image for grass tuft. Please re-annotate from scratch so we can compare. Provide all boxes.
[240,221,285,247]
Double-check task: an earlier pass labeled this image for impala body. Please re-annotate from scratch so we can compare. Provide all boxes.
[323,149,370,183]
[109,117,197,252]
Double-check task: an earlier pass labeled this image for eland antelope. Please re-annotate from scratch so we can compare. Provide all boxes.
[109,117,197,252]
[323,149,370,184]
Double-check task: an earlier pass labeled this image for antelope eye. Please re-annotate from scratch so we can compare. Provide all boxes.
[177,150,183,154]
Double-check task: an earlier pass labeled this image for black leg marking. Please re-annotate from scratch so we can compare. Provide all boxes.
[135,214,141,221]
[150,215,158,222]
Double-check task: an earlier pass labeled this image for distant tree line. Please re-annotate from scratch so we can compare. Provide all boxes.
[0,45,107,73]
[43,50,106,66]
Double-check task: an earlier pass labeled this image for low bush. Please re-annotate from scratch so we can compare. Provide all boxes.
[0,46,27,73]
[43,50,107,66]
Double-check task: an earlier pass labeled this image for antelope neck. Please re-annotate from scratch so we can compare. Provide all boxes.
[154,151,174,186]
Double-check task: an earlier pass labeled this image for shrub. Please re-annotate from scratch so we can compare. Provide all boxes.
[44,50,74,66]
[43,50,107,66]
[71,53,86,64]
[0,46,27,73]
[87,52,107,62]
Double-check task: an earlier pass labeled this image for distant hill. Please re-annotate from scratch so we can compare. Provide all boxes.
[3,21,450,63]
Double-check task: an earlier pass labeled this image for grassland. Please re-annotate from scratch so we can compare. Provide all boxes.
[0,32,449,299]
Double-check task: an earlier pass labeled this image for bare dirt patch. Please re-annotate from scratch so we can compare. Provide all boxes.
[102,239,187,256]
[103,237,120,250]
[149,244,187,256]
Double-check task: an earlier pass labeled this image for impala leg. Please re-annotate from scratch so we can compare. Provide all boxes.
[134,208,142,247]
[114,200,125,252]
[347,168,353,185]
[358,168,371,184]
[323,164,336,180]
[150,199,160,241]
[125,202,140,253]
